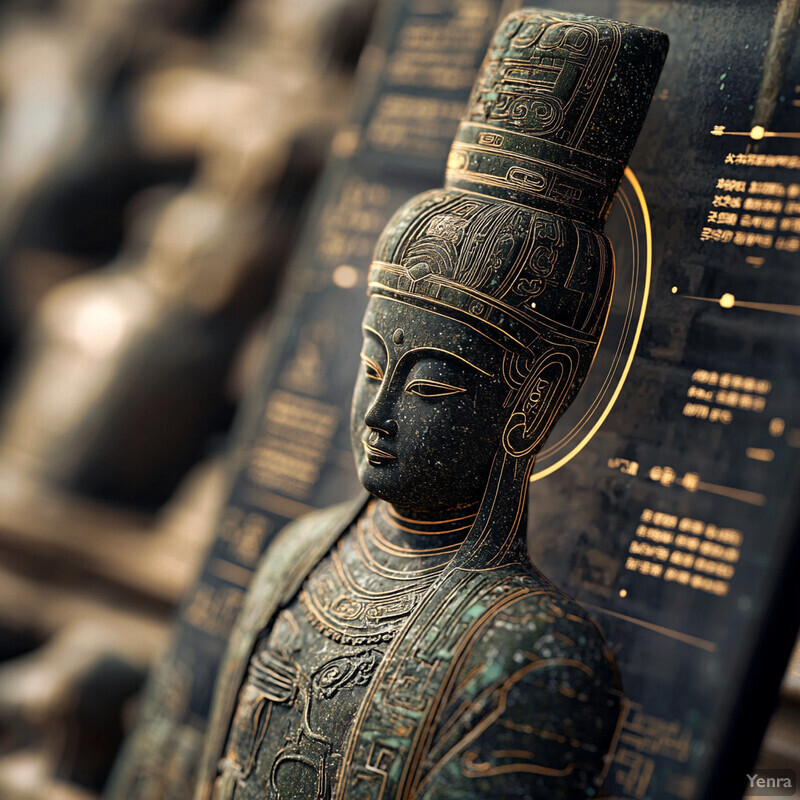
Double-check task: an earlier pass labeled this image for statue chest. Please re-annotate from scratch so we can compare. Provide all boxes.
[213,506,463,800]
[213,600,386,800]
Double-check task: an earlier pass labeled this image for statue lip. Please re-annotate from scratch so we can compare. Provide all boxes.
[361,438,396,465]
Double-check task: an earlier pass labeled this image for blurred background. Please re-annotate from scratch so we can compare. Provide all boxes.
[0,0,376,796]
[0,1,795,799]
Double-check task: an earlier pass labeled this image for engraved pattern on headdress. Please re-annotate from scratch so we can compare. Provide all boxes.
[468,15,615,147]
[371,191,611,348]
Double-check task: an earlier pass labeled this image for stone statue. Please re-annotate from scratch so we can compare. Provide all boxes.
[194,8,668,800]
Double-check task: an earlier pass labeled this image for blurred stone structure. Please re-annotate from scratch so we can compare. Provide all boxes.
[0,0,373,796]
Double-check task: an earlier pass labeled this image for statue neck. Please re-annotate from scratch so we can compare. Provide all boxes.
[344,501,474,584]
[373,500,476,555]
[367,449,533,572]
[382,500,478,531]
[450,449,533,572]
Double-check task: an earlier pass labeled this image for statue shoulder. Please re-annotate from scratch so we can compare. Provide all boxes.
[275,494,366,547]
[253,494,366,578]
[469,568,618,677]
[237,493,367,632]
[415,568,622,800]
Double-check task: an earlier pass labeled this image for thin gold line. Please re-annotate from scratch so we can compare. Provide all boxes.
[371,523,462,556]
[403,585,544,796]
[461,121,620,162]
[696,480,766,507]
[371,289,524,349]
[373,271,597,343]
[331,546,427,599]
[450,140,605,184]
[531,167,652,481]
[537,187,637,459]
[710,129,800,138]
[363,323,389,361]
[397,346,492,377]
[601,697,628,784]
[681,294,800,317]
[378,517,471,538]
[376,505,466,551]
[386,505,478,526]
[438,183,573,220]
[583,603,717,652]
[354,525,447,579]
[447,167,594,216]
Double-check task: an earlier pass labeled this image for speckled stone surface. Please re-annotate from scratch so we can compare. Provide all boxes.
[194,8,667,800]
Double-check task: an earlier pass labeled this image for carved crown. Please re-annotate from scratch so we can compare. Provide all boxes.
[368,8,667,354]
[447,9,668,225]
[369,189,611,353]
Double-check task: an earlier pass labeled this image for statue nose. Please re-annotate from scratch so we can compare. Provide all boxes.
[368,419,398,438]
[364,380,399,437]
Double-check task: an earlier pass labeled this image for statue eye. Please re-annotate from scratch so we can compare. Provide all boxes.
[404,380,466,398]
[360,353,384,381]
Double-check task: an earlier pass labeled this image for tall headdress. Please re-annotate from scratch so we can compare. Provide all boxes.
[368,9,668,359]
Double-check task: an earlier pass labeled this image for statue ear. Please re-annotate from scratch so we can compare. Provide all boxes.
[502,349,579,458]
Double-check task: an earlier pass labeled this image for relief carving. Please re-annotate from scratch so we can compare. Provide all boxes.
[195,8,668,800]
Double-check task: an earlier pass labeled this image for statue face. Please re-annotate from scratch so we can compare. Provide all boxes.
[351,295,511,514]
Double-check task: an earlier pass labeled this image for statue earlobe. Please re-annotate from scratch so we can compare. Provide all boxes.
[502,349,579,457]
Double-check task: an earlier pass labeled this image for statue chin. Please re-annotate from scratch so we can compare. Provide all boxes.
[355,460,485,516]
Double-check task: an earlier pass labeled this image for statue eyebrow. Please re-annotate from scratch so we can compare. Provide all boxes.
[397,347,492,377]
[362,324,389,361]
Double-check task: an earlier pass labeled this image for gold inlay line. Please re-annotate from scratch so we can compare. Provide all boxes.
[531,167,652,481]
[583,603,717,652]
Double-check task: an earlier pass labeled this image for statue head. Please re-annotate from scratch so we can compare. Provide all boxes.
[350,189,612,515]
[350,9,667,534]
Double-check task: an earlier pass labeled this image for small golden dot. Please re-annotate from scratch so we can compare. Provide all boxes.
[671,286,678,294]
[719,292,735,309]
[750,125,765,140]
[619,589,628,598]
